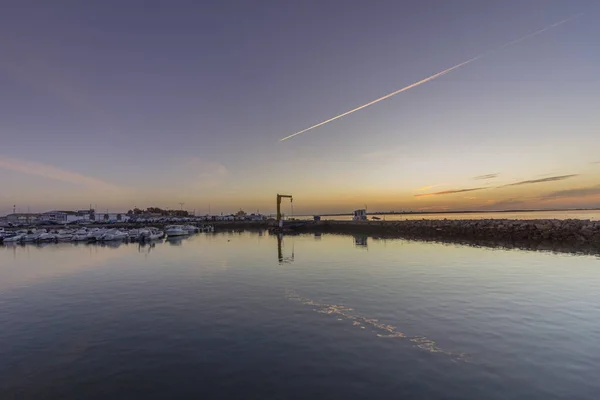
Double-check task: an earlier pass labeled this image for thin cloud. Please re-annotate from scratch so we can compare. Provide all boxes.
[472,173,499,180]
[415,184,445,192]
[415,187,485,198]
[479,198,528,209]
[361,148,403,160]
[500,174,578,187]
[592,161,600,165]
[185,157,229,188]
[542,185,600,200]
[0,155,117,191]
[417,205,450,211]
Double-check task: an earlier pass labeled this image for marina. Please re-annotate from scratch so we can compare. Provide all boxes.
[0,224,214,245]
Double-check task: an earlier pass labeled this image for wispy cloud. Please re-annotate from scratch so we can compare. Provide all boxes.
[592,161,600,165]
[415,187,485,198]
[0,155,118,191]
[414,184,445,192]
[361,148,403,160]
[542,185,600,200]
[417,205,450,211]
[185,157,229,188]
[499,174,578,187]
[472,173,499,180]
[479,198,528,209]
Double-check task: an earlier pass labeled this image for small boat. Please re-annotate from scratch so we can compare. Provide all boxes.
[371,216,381,220]
[141,229,164,241]
[182,225,198,234]
[87,229,107,241]
[23,231,43,242]
[56,233,73,241]
[101,229,128,241]
[165,225,188,237]
[72,234,89,241]
[3,233,26,243]
[38,232,57,242]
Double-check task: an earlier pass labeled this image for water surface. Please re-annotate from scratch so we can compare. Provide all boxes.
[1,232,599,399]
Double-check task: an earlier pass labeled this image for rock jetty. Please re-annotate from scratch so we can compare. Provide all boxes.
[296,219,600,245]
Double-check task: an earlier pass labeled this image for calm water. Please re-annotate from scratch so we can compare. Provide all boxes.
[1,232,599,399]
[314,209,600,221]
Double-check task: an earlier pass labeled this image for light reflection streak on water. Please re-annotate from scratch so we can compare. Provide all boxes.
[286,289,467,361]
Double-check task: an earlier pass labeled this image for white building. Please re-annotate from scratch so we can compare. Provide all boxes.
[94,213,130,223]
[41,210,95,223]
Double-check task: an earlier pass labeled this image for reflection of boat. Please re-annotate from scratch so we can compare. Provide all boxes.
[102,241,123,248]
[166,236,184,245]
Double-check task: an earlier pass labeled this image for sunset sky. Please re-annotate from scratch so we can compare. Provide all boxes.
[1,1,599,216]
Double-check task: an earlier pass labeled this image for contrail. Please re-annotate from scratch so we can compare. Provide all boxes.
[280,14,582,142]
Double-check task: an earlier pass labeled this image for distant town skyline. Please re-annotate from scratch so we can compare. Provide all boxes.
[1,1,599,215]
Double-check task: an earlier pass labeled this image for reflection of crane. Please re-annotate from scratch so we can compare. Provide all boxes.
[277,233,294,264]
[276,194,293,224]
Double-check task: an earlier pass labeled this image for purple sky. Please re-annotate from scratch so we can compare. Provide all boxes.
[1,0,599,215]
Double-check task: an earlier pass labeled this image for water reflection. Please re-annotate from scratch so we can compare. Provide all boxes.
[166,236,185,246]
[286,289,467,361]
[353,235,368,249]
[138,241,157,254]
[276,234,294,264]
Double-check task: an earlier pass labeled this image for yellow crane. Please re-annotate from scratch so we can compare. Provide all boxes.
[276,194,293,223]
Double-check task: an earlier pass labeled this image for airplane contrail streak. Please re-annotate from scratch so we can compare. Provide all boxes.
[280,14,582,142]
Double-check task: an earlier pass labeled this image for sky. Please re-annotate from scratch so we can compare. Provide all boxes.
[1,0,599,216]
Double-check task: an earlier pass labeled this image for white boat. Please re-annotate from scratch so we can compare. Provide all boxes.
[56,233,73,241]
[182,225,198,233]
[143,229,164,241]
[3,233,26,242]
[101,229,128,241]
[72,234,89,241]
[23,231,43,242]
[87,229,107,241]
[165,225,188,237]
[128,229,141,240]
[38,232,57,242]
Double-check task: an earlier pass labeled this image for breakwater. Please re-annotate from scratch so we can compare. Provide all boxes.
[297,219,600,244]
